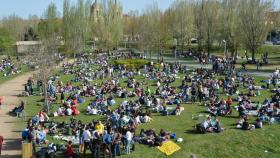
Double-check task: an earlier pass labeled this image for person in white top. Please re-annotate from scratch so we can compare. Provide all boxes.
[66,107,73,116]
[125,129,133,155]
[157,81,161,87]
[82,127,92,155]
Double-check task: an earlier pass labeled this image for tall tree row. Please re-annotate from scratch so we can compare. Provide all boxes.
[0,0,277,59]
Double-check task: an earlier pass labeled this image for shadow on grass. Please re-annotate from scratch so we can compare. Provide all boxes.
[1,155,21,158]
[225,115,240,119]
[184,129,203,135]
[2,138,21,151]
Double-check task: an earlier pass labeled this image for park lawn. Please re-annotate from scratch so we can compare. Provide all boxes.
[0,64,30,84]
[19,69,280,158]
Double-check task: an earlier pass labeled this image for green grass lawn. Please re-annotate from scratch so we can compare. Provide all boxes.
[0,64,30,83]
[18,66,280,158]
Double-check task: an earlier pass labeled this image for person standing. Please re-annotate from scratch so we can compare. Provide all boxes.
[0,134,3,156]
[125,129,133,155]
[112,129,122,157]
[0,96,3,109]
[82,126,92,155]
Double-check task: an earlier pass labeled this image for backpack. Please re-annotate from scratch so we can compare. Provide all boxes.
[104,134,113,144]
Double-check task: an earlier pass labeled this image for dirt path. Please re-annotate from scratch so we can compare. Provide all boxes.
[0,72,35,158]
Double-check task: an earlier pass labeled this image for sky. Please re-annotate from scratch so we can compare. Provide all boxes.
[0,0,279,19]
[0,0,175,19]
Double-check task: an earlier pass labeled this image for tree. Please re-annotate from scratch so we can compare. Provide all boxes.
[38,3,61,40]
[138,3,163,60]
[36,3,60,114]
[202,0,220,56]
[123,10,140,47]
[92,0,123,53]
[193,0,220,56]
[238,0,272,61]
[1,14,26,41]
[218,0,241,60]
[169,0,194,54]
[0,27,16,55]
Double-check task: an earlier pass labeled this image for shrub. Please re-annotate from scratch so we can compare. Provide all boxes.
[115,59,149,70]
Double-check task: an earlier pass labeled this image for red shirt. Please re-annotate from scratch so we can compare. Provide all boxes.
[0,136,4,145]
[226,98,232,105]
[0,96,3,105]
[66,144,74,156]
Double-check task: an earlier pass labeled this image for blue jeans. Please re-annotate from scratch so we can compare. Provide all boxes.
[114,143,121,156]
[184,95,189,102]
[125,139,131,154]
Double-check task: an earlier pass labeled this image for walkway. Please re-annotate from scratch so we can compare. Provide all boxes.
[0,72,34,158]
[151,56,272,77]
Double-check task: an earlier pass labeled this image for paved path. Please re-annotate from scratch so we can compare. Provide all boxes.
[0,72,35,158]
[151,56,272,77]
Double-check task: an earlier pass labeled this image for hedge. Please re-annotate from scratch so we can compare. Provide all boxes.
[115,59,149,70]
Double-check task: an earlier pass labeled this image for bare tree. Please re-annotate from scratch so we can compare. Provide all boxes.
[35,3,60,114]
[238,0,272,62]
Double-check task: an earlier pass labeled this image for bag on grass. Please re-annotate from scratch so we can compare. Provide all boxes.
[170,133,177,139]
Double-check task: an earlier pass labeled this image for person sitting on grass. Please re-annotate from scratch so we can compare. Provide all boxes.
[238,117,255,130]
[196,116,224,133]
[255,118,263,128]
[10,101,25,115]
[172,104,184,115]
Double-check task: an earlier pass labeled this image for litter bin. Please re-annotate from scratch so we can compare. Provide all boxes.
[22,141,32,158]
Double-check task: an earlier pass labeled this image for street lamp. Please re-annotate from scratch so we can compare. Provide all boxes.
[222,40,227,59]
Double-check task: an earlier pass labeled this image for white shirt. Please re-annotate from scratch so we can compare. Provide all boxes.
[125,131,133,141]
[146,100,152,107]
[66,108,73,116]
[83,130,92,142]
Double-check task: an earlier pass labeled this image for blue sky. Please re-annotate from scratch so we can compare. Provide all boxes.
[0,0,279,19]
[0,0,175,19]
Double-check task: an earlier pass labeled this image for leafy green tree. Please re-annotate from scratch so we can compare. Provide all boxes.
[238,0,272,61]
[169,0,194,54]
[92,0,123,53]
[0,27,15,54]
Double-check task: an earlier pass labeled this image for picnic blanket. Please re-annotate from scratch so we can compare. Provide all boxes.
[53,135,80,145]
[157,141,181,156]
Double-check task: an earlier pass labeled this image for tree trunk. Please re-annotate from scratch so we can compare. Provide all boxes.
[207,43,211,57]
[44,81,49,114]
[251,48,256,62]
[181,42,184,57]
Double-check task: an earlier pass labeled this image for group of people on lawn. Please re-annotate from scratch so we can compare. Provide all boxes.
[0,57,23,76]
[20,52,280,157]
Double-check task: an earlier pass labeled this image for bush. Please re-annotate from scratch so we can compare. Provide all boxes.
[115,59,149,70]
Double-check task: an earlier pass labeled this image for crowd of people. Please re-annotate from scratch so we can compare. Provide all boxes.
[19,52,280,157]
[0,57,22,76]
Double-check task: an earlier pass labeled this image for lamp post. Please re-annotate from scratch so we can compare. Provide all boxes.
[223,40,227,59]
